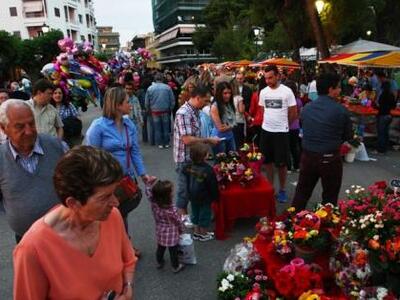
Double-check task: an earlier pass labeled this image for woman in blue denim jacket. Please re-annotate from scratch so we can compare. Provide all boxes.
[85,87,154,256]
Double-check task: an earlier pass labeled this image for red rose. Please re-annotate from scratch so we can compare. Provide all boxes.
[374,181,387,189]
[275,271,294,298]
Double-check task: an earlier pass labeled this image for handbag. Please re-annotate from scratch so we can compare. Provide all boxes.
[115,125,142,217]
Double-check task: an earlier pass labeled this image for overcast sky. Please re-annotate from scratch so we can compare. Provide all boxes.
[94,0,154,46]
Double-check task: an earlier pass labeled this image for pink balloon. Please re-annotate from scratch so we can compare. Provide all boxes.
[58,38,74,52]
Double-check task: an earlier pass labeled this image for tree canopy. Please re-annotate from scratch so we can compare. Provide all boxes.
[193,0,400,61]
[0,30,64,82]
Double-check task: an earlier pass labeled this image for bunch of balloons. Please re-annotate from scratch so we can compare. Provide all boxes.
[107,48,152,77]
[41,38,110,111]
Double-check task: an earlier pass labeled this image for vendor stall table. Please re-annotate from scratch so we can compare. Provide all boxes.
[344,104,378,116]
[343,104,378,137]
[391,108,400,117]
[213,176,275,240]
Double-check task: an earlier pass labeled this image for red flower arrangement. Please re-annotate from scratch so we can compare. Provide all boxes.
[274,258,322,299]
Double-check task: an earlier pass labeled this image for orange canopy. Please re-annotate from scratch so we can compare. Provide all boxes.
[249,58,300,69]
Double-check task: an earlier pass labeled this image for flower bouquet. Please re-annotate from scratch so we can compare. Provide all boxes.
[330,241,372,298]
[240,143,264,176]
[332,182,400,296]
[213,151,256,188]
[274,258,323,299]
[292,211,330,262]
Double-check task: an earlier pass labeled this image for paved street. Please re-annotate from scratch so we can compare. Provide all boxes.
[1,106,400,299]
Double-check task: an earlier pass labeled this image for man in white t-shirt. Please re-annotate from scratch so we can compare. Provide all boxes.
[258,65,297,203]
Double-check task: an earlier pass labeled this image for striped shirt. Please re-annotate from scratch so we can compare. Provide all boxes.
[8,139,44,174]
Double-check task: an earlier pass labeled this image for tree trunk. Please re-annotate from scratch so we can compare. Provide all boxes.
[304,0,330,59]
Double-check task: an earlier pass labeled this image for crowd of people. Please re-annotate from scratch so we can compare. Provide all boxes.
[0,62,399,299]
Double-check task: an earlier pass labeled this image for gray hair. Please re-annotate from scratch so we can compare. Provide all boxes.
[0,99,33,126]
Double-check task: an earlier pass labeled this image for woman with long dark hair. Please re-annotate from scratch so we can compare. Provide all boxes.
[210,81,236,154]
[51,87,81,145]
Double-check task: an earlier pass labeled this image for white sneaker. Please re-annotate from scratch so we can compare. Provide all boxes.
[158,145,164,149]
[193,233,214,242]
[182,215,194,228]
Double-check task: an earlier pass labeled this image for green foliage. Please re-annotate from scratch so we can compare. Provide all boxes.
[216,272,251,300]
[0,29,63,81]
[94,52,112,62]
[212,22,254,60]
[0,31,20,80]
[17,30,63,79]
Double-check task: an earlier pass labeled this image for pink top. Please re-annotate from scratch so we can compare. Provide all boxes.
[13,208,136,300]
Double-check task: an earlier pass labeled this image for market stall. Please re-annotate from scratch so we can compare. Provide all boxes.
[217,182,400,299]
[212,145,275,240]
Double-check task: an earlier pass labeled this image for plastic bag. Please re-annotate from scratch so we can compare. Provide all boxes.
[223,242,260,273]
[178,233,197,265]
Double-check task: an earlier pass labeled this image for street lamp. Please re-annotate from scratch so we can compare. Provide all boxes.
[315,0,325,14]
[253,27,261,58]
[366,30,372,37]
[42,23,50,33]
[101,43,106,52]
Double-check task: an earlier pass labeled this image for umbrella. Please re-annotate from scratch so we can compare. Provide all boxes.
[229,59,253,68]
[249,58,300,69]
[319,51,400,68]
[337,39,400,54]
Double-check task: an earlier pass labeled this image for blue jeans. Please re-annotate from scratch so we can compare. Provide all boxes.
[175,162,189,209]
[191,202,212,228]
[377,115,392,153]
[153,113,171,146]
[212,136,236,156]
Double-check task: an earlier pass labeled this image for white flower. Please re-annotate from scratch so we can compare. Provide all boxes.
[355,189,360,194]
[221,279,230,288]
[373,235,379,240]
[351,185,355,188]
[345,189,350,194]
[377,287,388,300]
[226,274,235,282]
[219,286,227,292]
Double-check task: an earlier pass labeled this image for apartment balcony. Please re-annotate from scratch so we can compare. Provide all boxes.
[23,0,45,18]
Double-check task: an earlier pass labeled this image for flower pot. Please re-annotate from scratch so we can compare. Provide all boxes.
[344,152,356,163]
[294,245,316,263]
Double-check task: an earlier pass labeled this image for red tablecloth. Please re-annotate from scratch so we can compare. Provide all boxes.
[213,176,275,240]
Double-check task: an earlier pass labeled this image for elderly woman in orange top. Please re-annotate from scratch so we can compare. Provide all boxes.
[13,146,136,300]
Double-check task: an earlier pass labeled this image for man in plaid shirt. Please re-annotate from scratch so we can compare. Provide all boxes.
[173,85,220,223]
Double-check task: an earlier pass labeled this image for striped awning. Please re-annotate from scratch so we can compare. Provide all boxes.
[319,51,400,68]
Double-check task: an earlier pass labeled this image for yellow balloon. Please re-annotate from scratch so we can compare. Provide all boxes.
[77,79,92,89]
[60,65,69,75]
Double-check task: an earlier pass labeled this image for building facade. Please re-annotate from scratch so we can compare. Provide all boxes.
[0,0,97,45]
[97,26,120,54]
[151,0,216,67]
